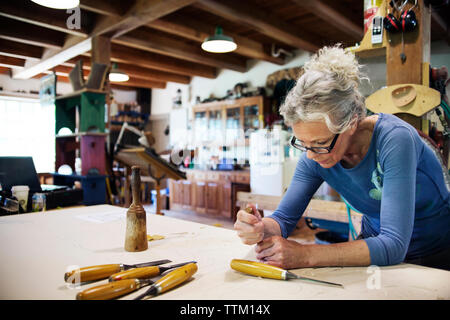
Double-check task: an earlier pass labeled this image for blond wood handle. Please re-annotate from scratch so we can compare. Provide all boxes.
[109,266,160,281]
[76,279,139,300]
[230,259,286,280]
[65,264,122,283]
[154,263,197,294]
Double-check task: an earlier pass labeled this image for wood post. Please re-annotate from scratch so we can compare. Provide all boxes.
[385,0,431,130]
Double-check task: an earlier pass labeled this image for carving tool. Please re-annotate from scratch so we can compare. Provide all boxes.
[230,259,344,288]
[133,262,198,300]
[76,262,198,300]
[109,261,196,281]
[64,259,171,283]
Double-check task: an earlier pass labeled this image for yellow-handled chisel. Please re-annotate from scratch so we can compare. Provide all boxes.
[134,262,198,300]
[64,259,171,283]
[108,261,196,281]
[76,262,197,300]
[230,259,343,288]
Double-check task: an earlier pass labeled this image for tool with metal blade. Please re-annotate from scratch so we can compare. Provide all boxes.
[230,259,343,288]
[134,262,198,300]
[109,261,196,281]
[64,259,171,283]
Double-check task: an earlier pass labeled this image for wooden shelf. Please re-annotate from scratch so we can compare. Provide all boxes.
[55,88,107,100]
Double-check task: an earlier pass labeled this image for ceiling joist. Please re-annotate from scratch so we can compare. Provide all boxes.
[195,0,320,52]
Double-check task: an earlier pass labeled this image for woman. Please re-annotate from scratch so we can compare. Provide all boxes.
[234,45,450,270]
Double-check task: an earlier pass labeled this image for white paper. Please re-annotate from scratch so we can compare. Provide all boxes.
[76,211,125,224]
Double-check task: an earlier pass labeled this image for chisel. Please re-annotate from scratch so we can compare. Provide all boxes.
[230,259,343,288]
[134,262,198,300]
[64,259,171,283]
[76,262,197,300]
[108,261,196,281]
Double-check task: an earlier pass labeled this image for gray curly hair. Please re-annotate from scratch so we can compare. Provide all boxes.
[280,44,367,133]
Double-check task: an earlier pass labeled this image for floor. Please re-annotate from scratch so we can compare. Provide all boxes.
[143,205,324,245]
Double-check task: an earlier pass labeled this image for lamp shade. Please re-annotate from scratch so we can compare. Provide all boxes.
[201,26,237,53]
[109,63,129,82]
[30,0,80,9]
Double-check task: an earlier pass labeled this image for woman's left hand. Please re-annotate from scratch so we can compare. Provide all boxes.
[255,236,310,269]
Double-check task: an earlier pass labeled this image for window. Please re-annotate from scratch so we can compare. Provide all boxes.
[0,96,55,173]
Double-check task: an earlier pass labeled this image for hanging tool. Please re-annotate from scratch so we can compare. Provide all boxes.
[230,259,344,288]
[64,259,171,284]
[109,261,196,281]
[76,262,197,300]
[133,262,198,300]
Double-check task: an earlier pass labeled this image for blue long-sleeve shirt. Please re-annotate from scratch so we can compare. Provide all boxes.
[269,113,450,266]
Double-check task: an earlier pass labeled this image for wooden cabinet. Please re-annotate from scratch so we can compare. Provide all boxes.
[193,96,268,144]
[169,169,250,219]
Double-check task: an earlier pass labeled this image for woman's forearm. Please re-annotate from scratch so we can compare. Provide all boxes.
[306,239,371,267]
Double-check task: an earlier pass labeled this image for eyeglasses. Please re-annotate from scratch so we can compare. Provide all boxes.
[290,134,340,154]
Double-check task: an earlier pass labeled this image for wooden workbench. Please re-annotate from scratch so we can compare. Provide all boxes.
[0,205,448,300]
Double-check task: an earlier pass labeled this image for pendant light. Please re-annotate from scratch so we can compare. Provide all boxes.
[30,0,80,9]
[201,26,237,53]
[109,63,129,82]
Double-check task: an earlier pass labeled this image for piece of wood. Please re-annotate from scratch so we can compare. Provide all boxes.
[124,166,148,252]
[236,192,362,226]
[1,205,448,300]
[366,83,440,117]
[386,0,431,86]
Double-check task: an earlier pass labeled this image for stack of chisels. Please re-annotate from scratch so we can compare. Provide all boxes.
[65,259,198,300]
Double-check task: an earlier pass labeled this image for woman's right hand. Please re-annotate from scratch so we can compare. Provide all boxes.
[234,204,264,245]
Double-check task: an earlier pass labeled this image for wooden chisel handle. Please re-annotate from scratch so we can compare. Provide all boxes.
[76,279,140,300]
[65,264,122,283]
[230,259,286,280]
[153,263,197,294]
[109,266,160,281]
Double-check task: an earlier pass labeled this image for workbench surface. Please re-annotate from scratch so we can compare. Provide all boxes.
[0,205,448,300]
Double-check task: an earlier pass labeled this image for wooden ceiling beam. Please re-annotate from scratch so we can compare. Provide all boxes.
[0,17,65,49]
[114,28,247,72]
[110,44,216,79]
[10,0,198,80]
[0,55,26,69]
[79,0,127,17]
[12,35,92,79]
[90,0,198,39]
[291,0,363,40]
[0,0,89,37]
[431,11,450,45]
[64,56,191,84]
[0,66,11,75]
[0,39,43,60]
[110,77,167,89]
[57,73,166,89]
[195,0,320,52]
[147,18,285,65]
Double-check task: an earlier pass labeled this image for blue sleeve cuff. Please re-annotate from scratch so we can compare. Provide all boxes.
[265,215,289,238]
[364,235,406,266]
